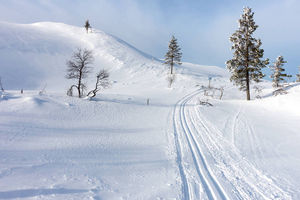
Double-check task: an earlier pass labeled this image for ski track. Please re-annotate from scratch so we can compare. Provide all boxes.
[231,105,241,147]
[196,105,291,199]
[173,90,228,200]
[173,90,292,200]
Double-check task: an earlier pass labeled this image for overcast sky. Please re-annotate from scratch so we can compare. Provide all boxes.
[0,0,299,76]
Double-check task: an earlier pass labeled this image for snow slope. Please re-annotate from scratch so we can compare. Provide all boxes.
[173,85,300,199]
[0,21,300,199]
[0,21,164,91]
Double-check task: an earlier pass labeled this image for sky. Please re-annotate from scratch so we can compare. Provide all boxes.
[0,0,299,77]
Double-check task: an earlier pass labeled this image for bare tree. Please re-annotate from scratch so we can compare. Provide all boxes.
[66,48,94,98]
[87,69,110,98]
[167,74,176,88]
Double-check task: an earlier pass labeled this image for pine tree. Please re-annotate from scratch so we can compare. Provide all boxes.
[84,20,91,33]
[164,36,182,75]
[226,7,269,100]
[0,77,4,92]
[296,67,300,82]
[270,56,291,88]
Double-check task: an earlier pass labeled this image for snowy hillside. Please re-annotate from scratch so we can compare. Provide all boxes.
[0,21,165,91]
[0,22,300,199]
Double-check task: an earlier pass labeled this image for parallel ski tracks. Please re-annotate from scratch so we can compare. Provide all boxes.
[173,90,292,200]
[173,90,228,200]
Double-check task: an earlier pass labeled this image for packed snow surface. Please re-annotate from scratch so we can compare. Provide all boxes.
[0,22,300,199]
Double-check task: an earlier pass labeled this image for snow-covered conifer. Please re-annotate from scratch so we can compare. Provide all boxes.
[296,67,300,82]
[270,56,291,88]
[0,77,4,92]
[226,7,269,100]
[164,36,182,75]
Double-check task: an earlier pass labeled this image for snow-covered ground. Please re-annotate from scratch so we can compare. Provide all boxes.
[0,22,299,199]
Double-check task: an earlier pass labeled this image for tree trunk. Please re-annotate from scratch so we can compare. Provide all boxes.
[245,25,251,101]
[246,69,250,100]
[78,67,82,98]
[170,56,174,74]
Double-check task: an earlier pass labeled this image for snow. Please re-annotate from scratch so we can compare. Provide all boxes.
[0,21,300,199]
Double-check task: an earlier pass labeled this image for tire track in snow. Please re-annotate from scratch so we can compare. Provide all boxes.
[173,90,228,200]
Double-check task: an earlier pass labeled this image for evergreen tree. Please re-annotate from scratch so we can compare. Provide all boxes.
[84,20,91,33]
[270,56,291,88]
[0,77,4,92]
[296,67,300,82]
[226,7,269,100]
[164,36,182,75]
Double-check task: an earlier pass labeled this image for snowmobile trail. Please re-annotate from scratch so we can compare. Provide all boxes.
[173,90,228,200]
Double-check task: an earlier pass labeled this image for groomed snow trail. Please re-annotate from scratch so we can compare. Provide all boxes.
[173,90,229,200]
[173,90,292,200]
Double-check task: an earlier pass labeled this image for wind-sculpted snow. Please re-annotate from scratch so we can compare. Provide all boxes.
[0,21,228,92]
[172,89,298,199]
[0,21,299,199]
[0,21,164,90]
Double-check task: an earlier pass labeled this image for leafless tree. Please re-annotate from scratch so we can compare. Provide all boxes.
[87,69,110,98]
[66,48,94,98]
[167,74,176,88]
[39,84,47,95]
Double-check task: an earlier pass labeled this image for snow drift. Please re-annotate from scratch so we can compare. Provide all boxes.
[0,21,299,199]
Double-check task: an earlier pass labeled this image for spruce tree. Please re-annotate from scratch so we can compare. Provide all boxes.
[84,20,91,33]
[0,77,4,92]
[270,56,291,88]
[164,36,182,75]
[296,67,300,82]
[226,7,269,100]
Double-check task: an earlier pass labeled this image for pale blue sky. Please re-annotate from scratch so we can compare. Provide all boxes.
[0,0,299,77]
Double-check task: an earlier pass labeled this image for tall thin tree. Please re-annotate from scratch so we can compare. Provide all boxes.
[0,77,4,92]
[66,48,94,98]
[84,20,91,33]
[226,7,269,100]
[164,36,182,75]
[270,56,291,88]
[296,66,300,82]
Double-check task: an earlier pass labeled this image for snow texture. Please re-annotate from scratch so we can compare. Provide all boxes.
[0,22,299,199]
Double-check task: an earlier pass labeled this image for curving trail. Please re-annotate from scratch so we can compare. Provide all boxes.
[172,90,292,200]
[173,90,228,200]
